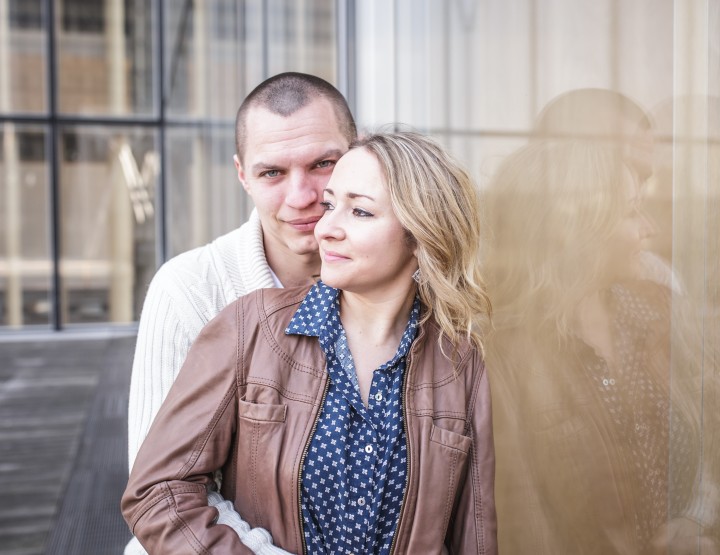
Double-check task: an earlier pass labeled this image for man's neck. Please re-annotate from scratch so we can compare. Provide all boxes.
[266,250,321,288]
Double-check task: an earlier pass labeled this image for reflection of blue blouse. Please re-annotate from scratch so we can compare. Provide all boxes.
[285,281,420,554]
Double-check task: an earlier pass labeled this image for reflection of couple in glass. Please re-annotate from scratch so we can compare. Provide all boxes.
[486,89,719,554]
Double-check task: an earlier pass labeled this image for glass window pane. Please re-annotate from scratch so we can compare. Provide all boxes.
[266,0,336,82]
[165,126,249,258]
[0,123,51,328]
[353,0,719,550]
[58,126,157,325]
[163,0,263,119]
[0,0,47,114]
[56,0,156,116]
[162,0,337,120]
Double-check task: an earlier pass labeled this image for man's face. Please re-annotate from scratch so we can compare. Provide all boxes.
[235,98,350,261]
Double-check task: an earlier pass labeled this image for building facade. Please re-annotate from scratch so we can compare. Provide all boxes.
[1,0,716,332]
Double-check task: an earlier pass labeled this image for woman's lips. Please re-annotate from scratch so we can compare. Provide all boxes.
[322,249,350,262]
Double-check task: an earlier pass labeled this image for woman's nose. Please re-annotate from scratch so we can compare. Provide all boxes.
[315,209,344,241]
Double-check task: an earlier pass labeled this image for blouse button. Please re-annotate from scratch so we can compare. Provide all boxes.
[364,445,373,454]
[374,393,383,401]
[357,497,366,506]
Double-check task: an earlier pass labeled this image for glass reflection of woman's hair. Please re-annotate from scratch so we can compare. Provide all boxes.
[352,132,492,353]
[484,139,633,339]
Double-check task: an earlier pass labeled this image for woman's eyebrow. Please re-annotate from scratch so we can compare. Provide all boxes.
[347,192,375,201]
[323,188,376,202]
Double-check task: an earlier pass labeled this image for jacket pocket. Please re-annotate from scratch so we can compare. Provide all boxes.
[430,423,472,454]
[237,399,287,422]
[411,424,472,547]
[233,399,288,530]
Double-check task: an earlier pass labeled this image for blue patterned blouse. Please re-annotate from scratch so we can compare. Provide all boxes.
[285,281,420,554]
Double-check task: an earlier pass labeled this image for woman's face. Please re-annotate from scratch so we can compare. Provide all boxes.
[314,147,417,298]
[602,164,658,284]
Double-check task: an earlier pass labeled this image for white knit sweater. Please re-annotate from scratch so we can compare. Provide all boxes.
[125,210,292,555]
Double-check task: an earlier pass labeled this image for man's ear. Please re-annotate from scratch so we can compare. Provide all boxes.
[234,154,251,194]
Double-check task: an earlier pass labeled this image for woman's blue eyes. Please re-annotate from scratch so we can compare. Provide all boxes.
[319,201,373,218]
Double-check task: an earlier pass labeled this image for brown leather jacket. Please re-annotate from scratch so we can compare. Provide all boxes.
[122,286,496,554]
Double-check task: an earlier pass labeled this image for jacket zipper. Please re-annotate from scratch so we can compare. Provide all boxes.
[389,345,417,555]
[297,375,330,555]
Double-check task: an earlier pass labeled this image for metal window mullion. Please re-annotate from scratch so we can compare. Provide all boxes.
[261,0,269,79]
[336,0,357,117]
[45,0,61,330]
[157,0,168,264]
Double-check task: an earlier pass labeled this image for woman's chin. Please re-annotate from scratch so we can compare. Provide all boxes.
[318,270,345,290]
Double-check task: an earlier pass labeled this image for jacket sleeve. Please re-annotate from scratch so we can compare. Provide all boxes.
[448,351,498,555]
[122,302,256,555]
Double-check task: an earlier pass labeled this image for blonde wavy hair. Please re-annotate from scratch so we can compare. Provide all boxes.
[352,132,492,353]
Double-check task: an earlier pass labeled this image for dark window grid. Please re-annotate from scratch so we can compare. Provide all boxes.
[9,0,44,30]
[0,130,47,162]
[61,132,110,163]
[8,0,148,36]
[61,0,105,34]
[60,130,157,164]
[59,0,149,36]
[18,131,47,162]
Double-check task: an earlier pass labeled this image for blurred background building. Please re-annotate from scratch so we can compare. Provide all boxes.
[0,0,716,333]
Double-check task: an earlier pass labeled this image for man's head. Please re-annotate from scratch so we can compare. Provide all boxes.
[235,72,356,162]
[233,73,356,281]
[533,88,655,184]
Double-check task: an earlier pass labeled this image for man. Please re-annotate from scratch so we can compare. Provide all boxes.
[125,72,356,555]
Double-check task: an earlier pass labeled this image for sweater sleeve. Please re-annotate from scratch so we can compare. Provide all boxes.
[127,266,194,472]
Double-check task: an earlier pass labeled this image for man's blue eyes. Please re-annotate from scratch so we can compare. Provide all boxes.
[260,161,334,178]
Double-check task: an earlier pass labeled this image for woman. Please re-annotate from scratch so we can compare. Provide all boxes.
[122,132,496,554]
[483,138,715,554]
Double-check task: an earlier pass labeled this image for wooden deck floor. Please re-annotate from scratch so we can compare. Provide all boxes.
[0,333,136,555]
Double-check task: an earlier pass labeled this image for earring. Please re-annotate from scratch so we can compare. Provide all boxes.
[412,269,421,283]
